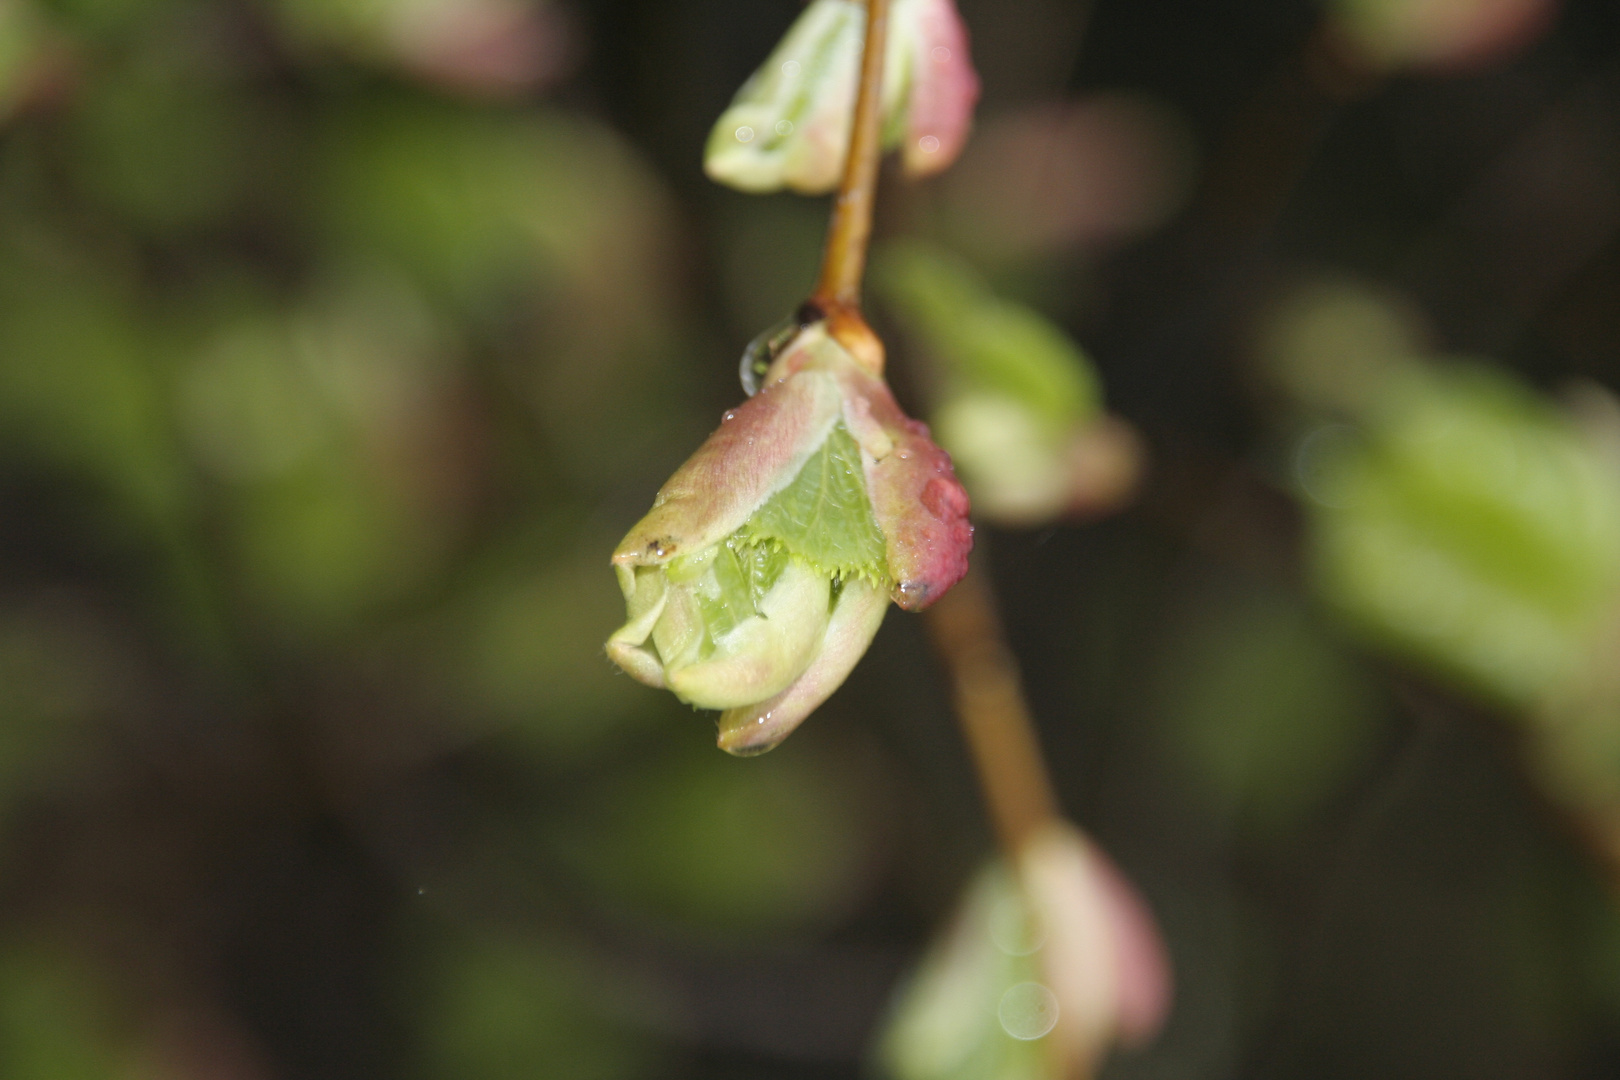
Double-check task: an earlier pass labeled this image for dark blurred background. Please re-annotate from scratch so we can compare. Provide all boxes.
[4,0,1620,1077]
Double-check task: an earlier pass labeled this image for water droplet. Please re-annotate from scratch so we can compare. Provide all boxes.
[781,60,801,77]
[740,313,803,395]
[775,119,794,136]
[723,409,737,422]
[897,449,911,460]
[932,46,952,63]
[989,892,1044,956]
[999,982,1059,1040]
[919,135,941,154]
[735,125,755,143]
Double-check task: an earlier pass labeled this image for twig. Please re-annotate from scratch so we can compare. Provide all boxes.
[924,563,1062,855]
[811,0,890,373]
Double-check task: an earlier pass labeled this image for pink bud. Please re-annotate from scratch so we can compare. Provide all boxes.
[609,320,972,752]
[1018,823,1172,1067]
[899,0,980,179]
[704,0,980,195]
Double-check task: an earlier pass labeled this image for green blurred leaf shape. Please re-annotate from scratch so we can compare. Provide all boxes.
[277,0,414,59]
[420,936,654,1080]
[559,742,869,938]
[1258,277,1423,417]
[0,0,47,118]
[68,59,265,235]
[738,422,889,582]
[41,0,184,37]
[318,95,690,489]
[1157,584,1384,832]
[873,242,1100,436]
[436,529,661,755]
[879,865,1055,1080]
[1309,368,1620,706]
[0,609,115,807]
[0,243,183,525]
[321,97,667,315]
[183,294,454,635]
[0,944,124,1080]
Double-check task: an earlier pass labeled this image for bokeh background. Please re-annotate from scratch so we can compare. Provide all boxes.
[3,0,1620,1076]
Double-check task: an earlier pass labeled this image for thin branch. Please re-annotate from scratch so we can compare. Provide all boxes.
[924,563,1062,855]
[813,0,890,316]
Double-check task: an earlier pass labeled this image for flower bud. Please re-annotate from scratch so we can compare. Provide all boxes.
[704,0,980,195]
[608,319,972,754]
[878,822,1170,1080]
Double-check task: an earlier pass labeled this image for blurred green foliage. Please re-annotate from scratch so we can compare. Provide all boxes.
[874,242,1112,523]
[1304,365,1620,708]
[415,932,658,1080]
[0,0,1618,1078]
[1154,583,1385,835]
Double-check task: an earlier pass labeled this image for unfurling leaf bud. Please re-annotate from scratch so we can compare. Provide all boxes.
[608,319,972,755]
[704,0,980,195]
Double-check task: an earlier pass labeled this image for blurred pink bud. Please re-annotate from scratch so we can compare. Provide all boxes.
[899,0,980,179]
[1327,0,1558,72]
[278,0,576,96]
[609,319,971,754]
[705,0,980,195]
[940,96,1196,263]
[879,821,1170,1079]
[1017,822,1172,1063]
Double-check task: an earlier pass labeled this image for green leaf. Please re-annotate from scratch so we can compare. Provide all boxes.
[873,243,1100,435]
[685,540,792,645]
[740,423,888,581]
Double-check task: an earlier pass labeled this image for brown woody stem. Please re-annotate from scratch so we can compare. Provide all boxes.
[812,0,889,352]
[924,564,1062,856]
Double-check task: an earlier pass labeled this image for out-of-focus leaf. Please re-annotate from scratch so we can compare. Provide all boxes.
[0,0,50,120]
[67,58,273,236]
[1328,0,1556,71]
[316,95,694,488]
[1155,583,1385,833]
[935,96,1195,264]
[553,739,873,940]
[1306,366,1620,707]
[178,280,466,636]
[0,239,183,527]
[874,242,1135,525]
[416,933,657,1080]
[318,97,668,317]
[1257,278,1428,418]
[0,941,126,1080]
[876,243,1097,431]
[419,525,662,757]
[276,0,573,96]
